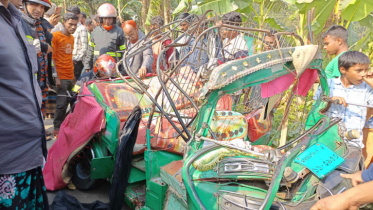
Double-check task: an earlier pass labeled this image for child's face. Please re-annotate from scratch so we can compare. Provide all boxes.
[341,64,369,85]
[323,35,341,55]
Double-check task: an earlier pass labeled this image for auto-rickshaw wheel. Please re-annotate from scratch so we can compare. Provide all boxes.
[72,148,97,190]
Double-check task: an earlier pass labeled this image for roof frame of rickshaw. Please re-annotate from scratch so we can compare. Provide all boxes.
[148,14,304,141]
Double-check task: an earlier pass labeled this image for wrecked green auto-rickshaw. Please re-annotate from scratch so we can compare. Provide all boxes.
[52,12,364,210]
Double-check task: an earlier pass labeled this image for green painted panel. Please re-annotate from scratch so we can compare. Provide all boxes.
[144,179,168,210]
[88,83,105,103]
[91,157,114,179]
[251,133,271,146]
[132,155,146,172]
[145,150,182,180]
[128,167,146,183]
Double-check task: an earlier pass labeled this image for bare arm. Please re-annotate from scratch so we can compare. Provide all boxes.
[310,181,373,210]
[311,170,373,210]
[341,180,373,207]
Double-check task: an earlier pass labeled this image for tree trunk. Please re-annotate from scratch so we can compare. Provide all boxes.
[315,7,334,45]
[140,0,150,33]
[160,0,164,24]
[117,0,122,19]
[187,0,191,12]
[163,0,171,25]
[84,0,95,16]
[63,0,67,13]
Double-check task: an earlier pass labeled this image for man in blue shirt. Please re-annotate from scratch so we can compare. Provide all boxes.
[0,0,48,209]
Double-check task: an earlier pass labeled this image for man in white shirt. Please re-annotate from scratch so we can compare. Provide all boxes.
[68,5,88,79]
[219,11,250,64]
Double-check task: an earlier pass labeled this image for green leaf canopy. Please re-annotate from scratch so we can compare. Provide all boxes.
[341,0,373,23]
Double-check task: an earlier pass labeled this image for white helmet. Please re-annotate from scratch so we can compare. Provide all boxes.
[97,3,117,18]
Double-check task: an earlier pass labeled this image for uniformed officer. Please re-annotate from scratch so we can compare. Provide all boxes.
[84,3,125,72]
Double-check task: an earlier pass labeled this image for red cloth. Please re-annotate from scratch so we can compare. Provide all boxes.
[261,73,294,98]
[43,86,105,191]
[294,69,318,97]
[151,38,173,73]
[261,69,318,98]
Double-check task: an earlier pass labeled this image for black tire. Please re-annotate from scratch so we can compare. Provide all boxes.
[72,150,97,190]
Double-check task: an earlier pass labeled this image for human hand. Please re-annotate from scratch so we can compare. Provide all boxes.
[55,77,61,89]
[330,96,348,107]
[47,44,53,54]
[138,67,147,78]
[340,171,364,187]
[85,69,90,72]
[49,14,61,26]
[310,193,358,210]
[363,70,373,87]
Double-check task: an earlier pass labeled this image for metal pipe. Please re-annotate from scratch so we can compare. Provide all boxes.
[345,102,373,108]
[324,97,373,108]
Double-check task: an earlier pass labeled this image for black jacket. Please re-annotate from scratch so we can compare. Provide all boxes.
[84,25,126,70]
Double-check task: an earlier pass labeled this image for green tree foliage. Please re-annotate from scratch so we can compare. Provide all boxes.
[52,0,141,22]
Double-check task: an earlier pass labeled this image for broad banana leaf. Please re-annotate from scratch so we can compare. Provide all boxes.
[359,14,373,29]
[338,0,353,11]
[173,0,190,15]
[265,17,285,30]
[120,0,142,14]
[311,0,336,34]
[122,7,137,17]
[283,0,337,34]
[349,32,371,51]
[341,0,373,23]
[189,0,247,15]
[281,0,297,4]
[347,24,361,47]
[145,0,161,25]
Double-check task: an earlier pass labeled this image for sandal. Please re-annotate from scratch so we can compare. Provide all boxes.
[53,129,59,138]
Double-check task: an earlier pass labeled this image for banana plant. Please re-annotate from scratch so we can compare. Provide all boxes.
[174,0,286,30]
[283,0,373,44]
[119,0,142,18]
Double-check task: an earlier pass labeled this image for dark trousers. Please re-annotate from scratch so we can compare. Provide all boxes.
[53,79,73,130]
[74,61,84,79]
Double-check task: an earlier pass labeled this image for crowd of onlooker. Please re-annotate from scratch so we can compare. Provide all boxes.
[3,0,101,140]
[3,0,271,141]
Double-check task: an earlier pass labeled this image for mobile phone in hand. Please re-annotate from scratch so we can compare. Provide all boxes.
[55,7,62,15]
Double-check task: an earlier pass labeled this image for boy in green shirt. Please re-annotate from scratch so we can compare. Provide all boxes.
[323,25,349,79]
